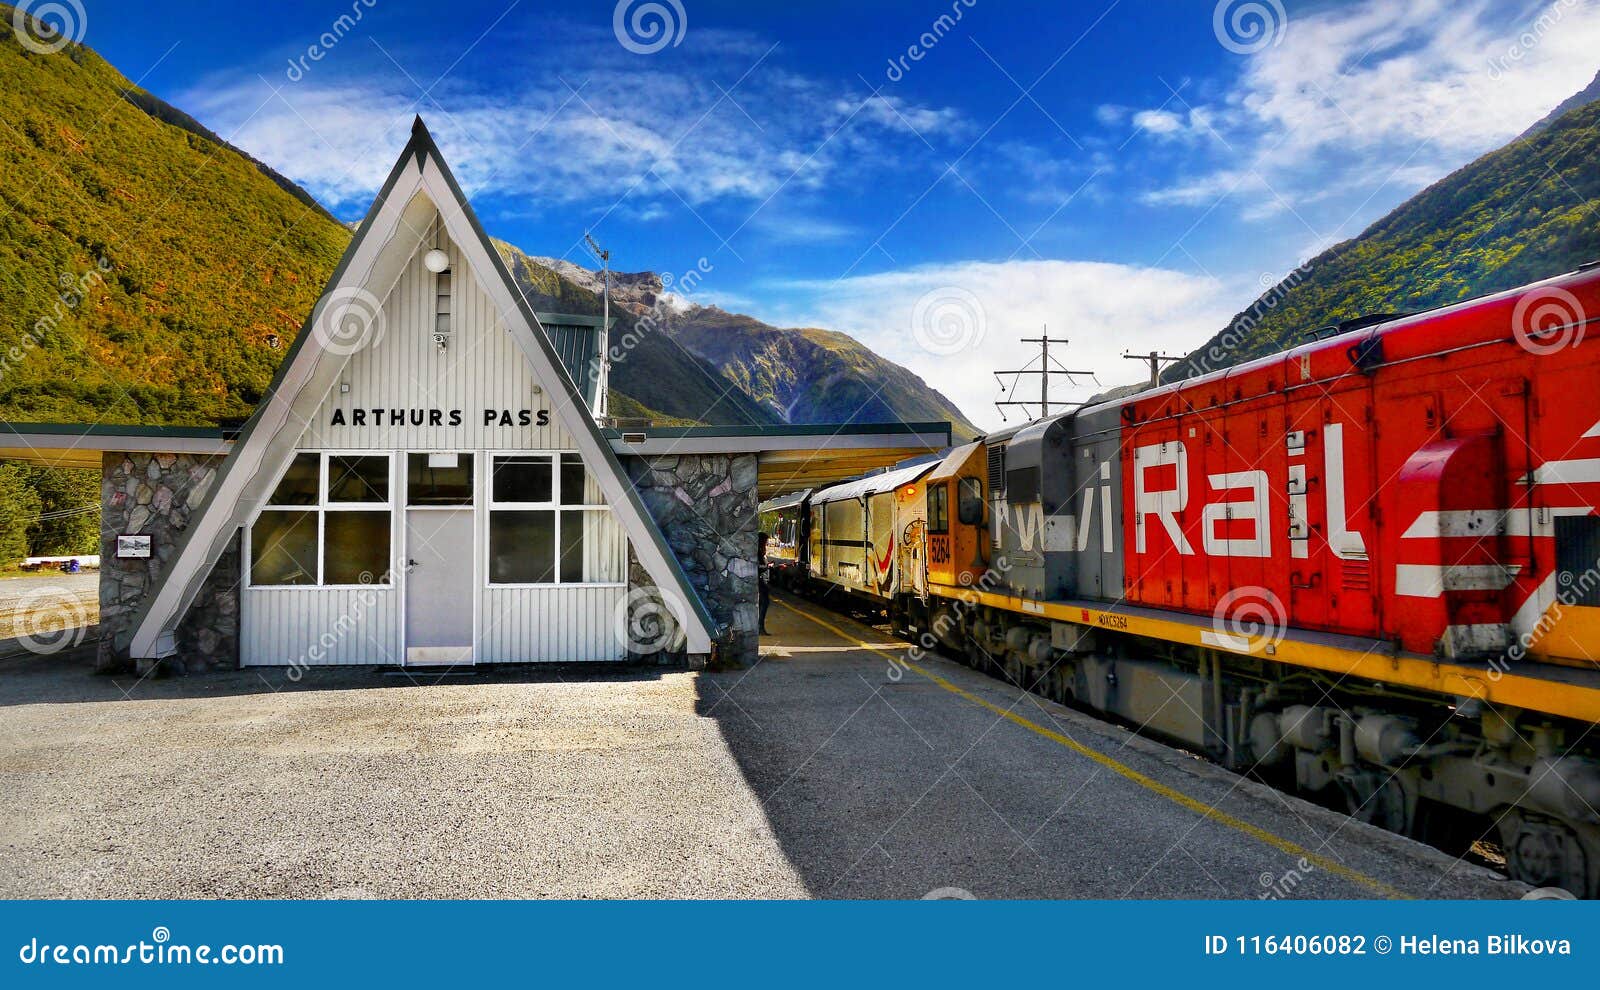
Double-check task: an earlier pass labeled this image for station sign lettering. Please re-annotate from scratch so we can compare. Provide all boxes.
[327,407,550,428]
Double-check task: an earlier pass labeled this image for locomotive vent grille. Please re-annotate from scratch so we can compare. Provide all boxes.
[988,445,1006,498]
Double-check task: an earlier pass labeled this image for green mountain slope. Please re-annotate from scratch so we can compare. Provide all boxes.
[1171,78,1600,380]
[0,20,349,423]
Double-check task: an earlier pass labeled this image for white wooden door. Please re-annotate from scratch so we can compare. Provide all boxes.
[404,508,475,664]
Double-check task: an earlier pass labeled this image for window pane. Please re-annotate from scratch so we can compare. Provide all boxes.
[560,453,590,505]
[492,456,552,503]
[266,452,320,506]
[250,510,318,585]
[564,511,625,582]
[324,511,392,585]
[489,510,555,583]
[927,484,947,533]
[407,453,474,506]
[559,510,586,581]
[328,455,389,503]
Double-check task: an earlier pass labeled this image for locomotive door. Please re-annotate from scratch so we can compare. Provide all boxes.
[1070,420,1122,602]
[1217,396,1288,613]
[1286,390,1379,636]
[1124,416,1185,608]
[1182,410,1221,612]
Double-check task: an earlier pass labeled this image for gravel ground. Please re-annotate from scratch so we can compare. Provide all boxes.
[0,657,806,899]
[0,590,1521,899]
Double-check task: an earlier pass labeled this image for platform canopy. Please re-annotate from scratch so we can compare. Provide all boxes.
[0,423,231,469]
[605,422,954,499]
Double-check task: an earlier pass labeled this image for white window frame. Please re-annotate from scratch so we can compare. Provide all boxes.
[403,450,477,511]
[245,450,396,590]
[485,451,623,589]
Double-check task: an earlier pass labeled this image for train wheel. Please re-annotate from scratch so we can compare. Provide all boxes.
[1499,810,1595,897]
[965,638,989,673]
[1337,772,1411,835]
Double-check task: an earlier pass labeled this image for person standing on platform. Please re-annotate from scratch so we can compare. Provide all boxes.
[757,532,772,636]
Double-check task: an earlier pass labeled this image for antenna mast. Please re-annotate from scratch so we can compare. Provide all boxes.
[583,232,610,421]
[993,331,1098,423]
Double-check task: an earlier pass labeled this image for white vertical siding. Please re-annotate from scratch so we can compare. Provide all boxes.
[297,234,576,452]
[241,587,402,666]
[241,220,633,666]
[479,586,626,662]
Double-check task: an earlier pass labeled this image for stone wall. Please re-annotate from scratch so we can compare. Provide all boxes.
[97,452,240,674]
[625,453,760,666]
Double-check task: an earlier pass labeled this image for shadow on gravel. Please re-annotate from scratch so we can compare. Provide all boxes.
[689,589,1016,900]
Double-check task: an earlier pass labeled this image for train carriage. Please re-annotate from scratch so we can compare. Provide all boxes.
[805,462,935,609]
[757,489,809,591]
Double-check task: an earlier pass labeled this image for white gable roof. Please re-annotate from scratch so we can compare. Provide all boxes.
[124,118,716,658]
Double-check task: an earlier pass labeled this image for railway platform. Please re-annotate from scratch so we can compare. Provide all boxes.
[721,592,1527,899]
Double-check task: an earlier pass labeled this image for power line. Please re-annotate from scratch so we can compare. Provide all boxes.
[994,332,1098,423]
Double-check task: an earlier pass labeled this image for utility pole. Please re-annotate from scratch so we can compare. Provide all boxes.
[1122,350,1186,387]
[994,331,1098,423]
[583,233,610,421]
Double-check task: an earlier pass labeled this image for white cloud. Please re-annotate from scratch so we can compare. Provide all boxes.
[1134,0,1600,220]
[1132,109,1184,136]
[1094,104,1128,126]
[775,260,1241,431]
[180,37,969,216]
[744,209,860,243]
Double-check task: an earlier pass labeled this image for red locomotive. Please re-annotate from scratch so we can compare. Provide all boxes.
[765,264,1600,895]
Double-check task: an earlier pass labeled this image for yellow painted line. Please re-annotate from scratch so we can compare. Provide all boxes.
[775,596,1409,900]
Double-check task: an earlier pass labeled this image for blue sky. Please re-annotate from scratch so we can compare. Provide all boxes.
[80,0,1600,428]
